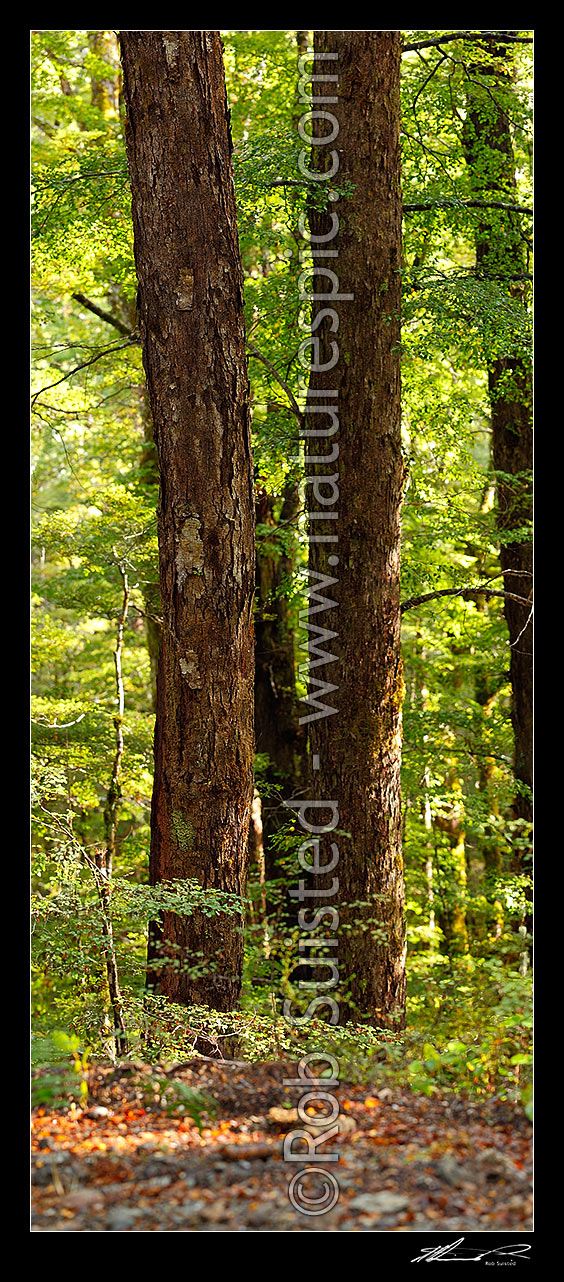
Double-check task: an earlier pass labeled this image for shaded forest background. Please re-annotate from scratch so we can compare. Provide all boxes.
[31,30,532,1116]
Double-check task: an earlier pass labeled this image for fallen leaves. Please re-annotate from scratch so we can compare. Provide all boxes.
[30,1059,532,1233]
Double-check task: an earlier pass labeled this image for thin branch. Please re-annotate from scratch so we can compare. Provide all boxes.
[104,556,129,882]
[32,169,125,234]
[32,341,110,353]
[401,127,458,178]
[510,604,533,649]
[99,555,130,1057]
[35,807,127,1054]
[262,177,307,189]
[406,269,533,289]
[31,339,137,409]
[247,179,533,219]
[72,293,134,337]
[401,585,531,614]
[32,713,86,729]
[33,168,124,193]
[411,50,448,112]
[403,32,533,53]
[246,342,302,422]
[404,198,532,217]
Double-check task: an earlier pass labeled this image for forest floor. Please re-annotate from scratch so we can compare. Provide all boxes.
[31,1058,532,1233]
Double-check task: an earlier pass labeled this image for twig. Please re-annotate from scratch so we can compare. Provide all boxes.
[510,604,533,649]
[72,292,134,337]
[404,198,532,217]
[31,340,137,408]
[401,585,531,614]
[403,32,533,54]
[31,713,86,729]
[246,342,302,422]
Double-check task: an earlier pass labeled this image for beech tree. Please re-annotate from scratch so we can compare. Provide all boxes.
[461,35,533,835]
[305,30,406,1027]
[119,30,255,1010]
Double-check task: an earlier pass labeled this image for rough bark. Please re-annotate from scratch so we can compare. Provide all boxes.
[305,31,406,1026]
[120,31,255,1011]
[462,38,533,832]
[138,387,162,712]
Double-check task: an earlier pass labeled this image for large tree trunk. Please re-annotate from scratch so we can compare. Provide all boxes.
[120,31,255,1011]
[462,37,533,833]
[303,31,406,1027]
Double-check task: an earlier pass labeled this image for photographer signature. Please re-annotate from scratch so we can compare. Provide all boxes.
[411,1238,531,1263]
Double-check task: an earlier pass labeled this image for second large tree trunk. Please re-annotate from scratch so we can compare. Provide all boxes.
[120,31,255,1011]
[304,31,406,1027]
[462,37,533,832]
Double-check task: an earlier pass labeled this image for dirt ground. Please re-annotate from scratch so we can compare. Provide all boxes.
[31,1058,532,1232]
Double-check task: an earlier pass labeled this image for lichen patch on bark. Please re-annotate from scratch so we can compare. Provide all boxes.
[179,651,202,688]
[163,34,180,67]
[175,268,194,310]
[175,516,204,586]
